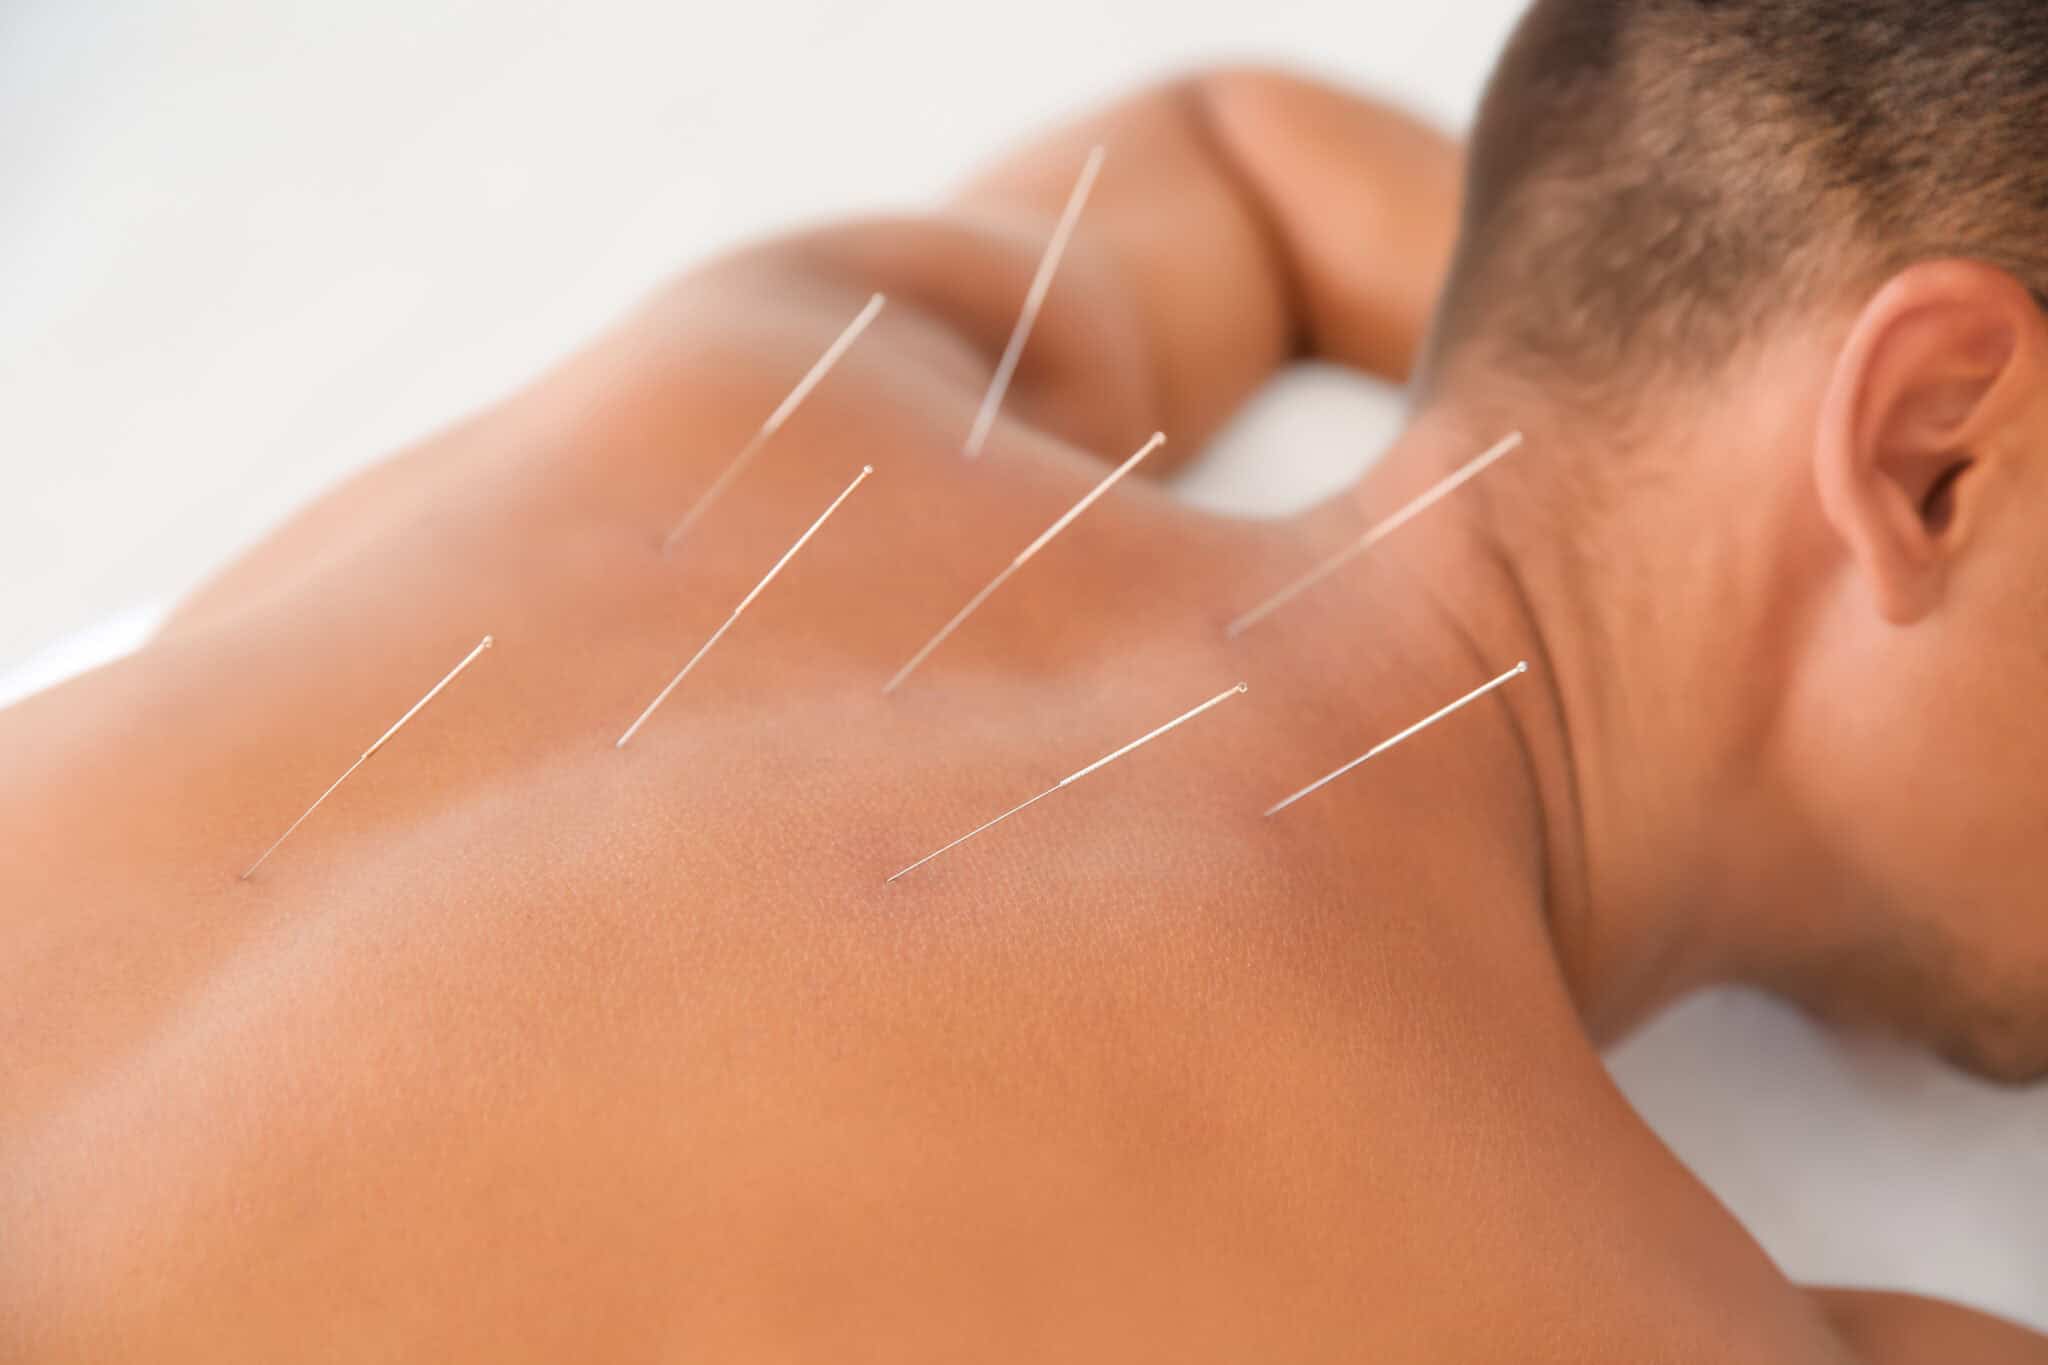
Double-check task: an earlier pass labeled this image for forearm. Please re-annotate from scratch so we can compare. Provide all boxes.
[1187,67,1463,382]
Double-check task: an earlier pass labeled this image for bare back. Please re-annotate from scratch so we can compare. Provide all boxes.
[0,237,1865,1359]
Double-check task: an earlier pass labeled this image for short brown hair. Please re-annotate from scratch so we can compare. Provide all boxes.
[1425,0,2048,403]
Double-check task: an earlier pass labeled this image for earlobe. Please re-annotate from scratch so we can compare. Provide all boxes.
[1814,261,2036,625]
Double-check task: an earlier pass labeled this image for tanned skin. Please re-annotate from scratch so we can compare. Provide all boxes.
[2,69,2042,1361]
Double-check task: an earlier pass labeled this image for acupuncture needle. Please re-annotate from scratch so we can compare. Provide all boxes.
[1264,662,1529,817]
[883,431,1164,695]
[240,634,494,880]
[621,466,873,748]
[660,293,885,553]
[887,680,1246,883]
[961,145,1105,459]
[1226,431,1524,638]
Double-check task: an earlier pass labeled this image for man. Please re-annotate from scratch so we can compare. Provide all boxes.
[3,0,2044,1356]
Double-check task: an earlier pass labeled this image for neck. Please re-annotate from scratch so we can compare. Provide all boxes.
[1310,410,1735,1042]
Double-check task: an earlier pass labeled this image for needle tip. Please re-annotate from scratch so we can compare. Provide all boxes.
[1515,660,1530,674]
[1233,681,1249,694]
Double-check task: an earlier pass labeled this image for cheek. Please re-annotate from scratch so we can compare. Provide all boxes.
[1778,617,2048,914]
[1939,586,2048,876]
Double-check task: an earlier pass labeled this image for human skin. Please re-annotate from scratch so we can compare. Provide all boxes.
[2,68,2043,1360]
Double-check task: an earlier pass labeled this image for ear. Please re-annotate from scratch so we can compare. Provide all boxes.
[1815,261,2043,624]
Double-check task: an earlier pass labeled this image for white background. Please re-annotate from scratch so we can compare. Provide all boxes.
[0,0,1522,671]
[2,0,2041,1331]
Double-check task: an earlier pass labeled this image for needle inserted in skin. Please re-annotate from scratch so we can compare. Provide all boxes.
[882,431,1164,695]
[1264,662,1528,818]
[1226,431,1525,639]
[240,634,494,881]
[961,145,1105,459]
[621,466,872,748]
[660,293,885,553]
[887,681,1247,883]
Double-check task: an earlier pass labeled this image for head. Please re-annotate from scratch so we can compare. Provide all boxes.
[1420,0,2048,1080]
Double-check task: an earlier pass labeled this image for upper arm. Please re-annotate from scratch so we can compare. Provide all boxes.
[709,68,1461,471]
